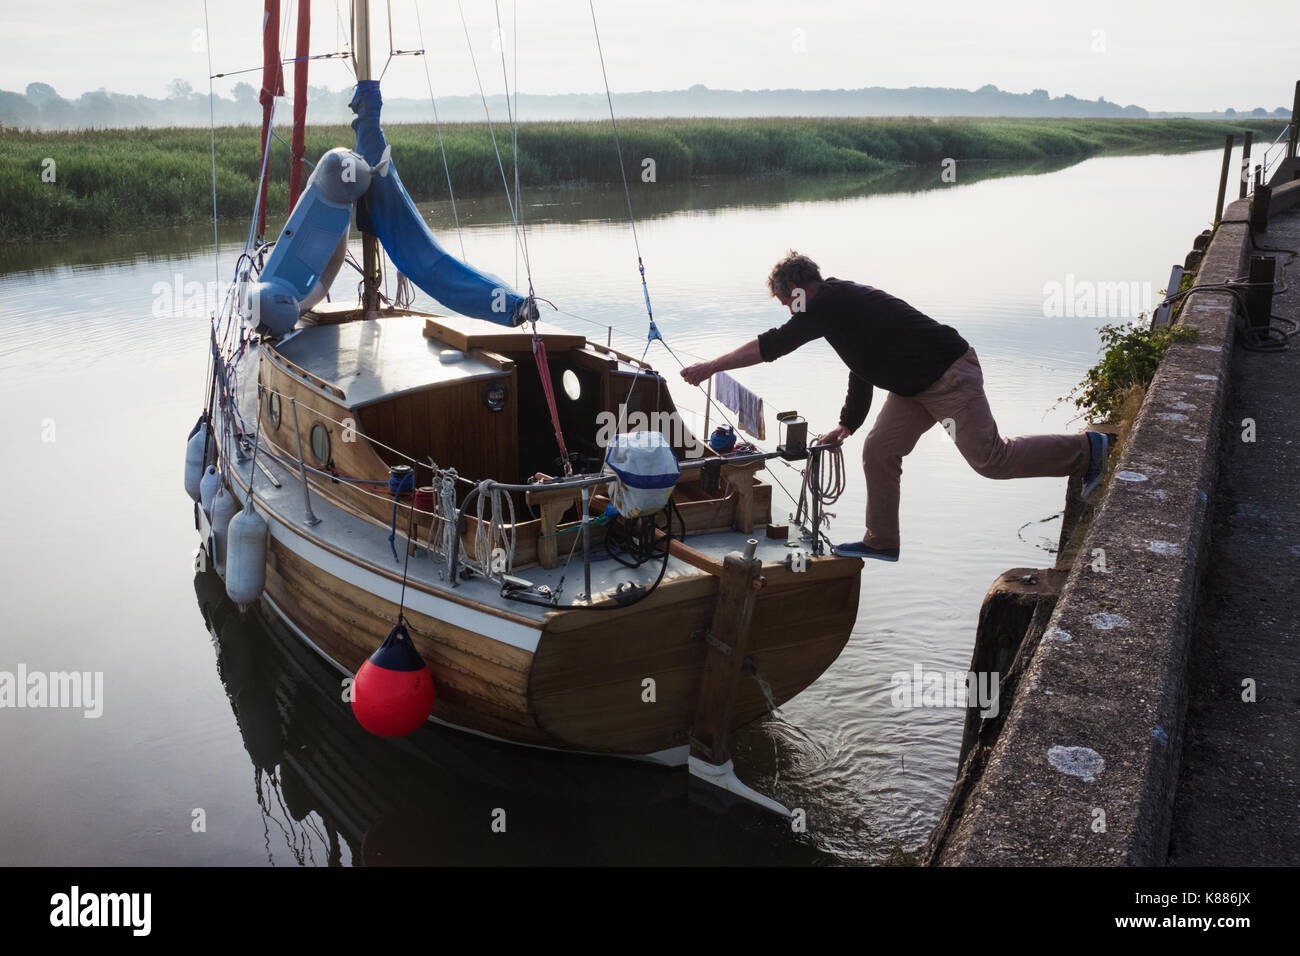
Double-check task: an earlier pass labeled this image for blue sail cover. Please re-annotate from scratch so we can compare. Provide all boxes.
[351,80,532,326]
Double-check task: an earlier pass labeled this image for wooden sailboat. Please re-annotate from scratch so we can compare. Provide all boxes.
[189,0,861,814]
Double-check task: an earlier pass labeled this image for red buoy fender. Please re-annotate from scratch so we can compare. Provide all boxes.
[352,621,436,737]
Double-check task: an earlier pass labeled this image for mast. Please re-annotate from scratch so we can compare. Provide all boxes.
[353,0,382,317]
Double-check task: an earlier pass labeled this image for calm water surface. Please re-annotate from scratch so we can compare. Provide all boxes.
[0,148,1240,864]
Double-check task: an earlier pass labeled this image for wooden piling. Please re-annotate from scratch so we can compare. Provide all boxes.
[1289,80,1300,160]
[1239,131,1253,199]
[1245,255,1276,330]
[1215,134,1234,224]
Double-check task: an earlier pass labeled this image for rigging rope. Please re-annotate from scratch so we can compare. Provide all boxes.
[532,334,574,475]
[493,0,532,291]
[456,0,533,292]
[411,0,466,259]
[587,0,653,327]
[203,0,220,289]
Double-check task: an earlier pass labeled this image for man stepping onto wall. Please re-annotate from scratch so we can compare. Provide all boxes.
[680,251,1112,562]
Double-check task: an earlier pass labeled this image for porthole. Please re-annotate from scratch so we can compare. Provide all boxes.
[562,369,581,401]
[483,381,508,412]
[309,423,331,465]
[266,390,281,429]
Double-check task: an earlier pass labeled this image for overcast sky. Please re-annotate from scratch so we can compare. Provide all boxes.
[3,0,1297,112]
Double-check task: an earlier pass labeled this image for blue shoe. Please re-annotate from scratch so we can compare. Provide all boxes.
[1081,431,1115,500]
[832,541,900,561]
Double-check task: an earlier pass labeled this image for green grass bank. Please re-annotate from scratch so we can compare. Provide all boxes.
[1,116,1284,242]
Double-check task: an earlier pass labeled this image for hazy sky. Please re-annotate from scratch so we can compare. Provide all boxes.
[3,0,1297,112]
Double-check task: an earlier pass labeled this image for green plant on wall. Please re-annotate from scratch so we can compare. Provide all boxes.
[1068,321,1198,422]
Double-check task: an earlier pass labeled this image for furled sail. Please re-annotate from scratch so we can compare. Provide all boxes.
[350,80,535,327]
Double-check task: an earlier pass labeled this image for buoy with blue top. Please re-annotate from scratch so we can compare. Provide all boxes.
[352,619,436,737]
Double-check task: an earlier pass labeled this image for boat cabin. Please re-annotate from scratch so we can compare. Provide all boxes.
[255,310,772,571]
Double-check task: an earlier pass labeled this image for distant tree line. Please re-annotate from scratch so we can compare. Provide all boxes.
[3,80,1291,130]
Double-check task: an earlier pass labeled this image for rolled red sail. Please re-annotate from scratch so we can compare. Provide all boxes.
[257,0,285,239]
[288,0,311,213]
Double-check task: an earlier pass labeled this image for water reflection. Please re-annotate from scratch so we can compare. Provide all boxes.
[194,568,837,866]
[0,157,1086,278]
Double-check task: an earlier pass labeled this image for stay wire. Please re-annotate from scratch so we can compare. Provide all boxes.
[457,0,532,289]
[493,0,533,293]
[588,0,656,331]
[412,0,466,259]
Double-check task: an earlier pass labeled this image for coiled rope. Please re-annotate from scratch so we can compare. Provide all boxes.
[471,480,517,581]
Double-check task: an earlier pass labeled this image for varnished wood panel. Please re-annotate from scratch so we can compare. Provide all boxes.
[355,372,518,484]
[262,536,555,745]
[424,316,586,353]
[529,564,860,753]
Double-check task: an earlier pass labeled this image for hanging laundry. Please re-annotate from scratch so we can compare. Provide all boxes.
[713,372,765,440]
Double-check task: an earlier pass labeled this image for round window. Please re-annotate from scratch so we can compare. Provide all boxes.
[266,390,281,429]
[562,369,581,401]
[309,423,331,465]
[483,382,508,412]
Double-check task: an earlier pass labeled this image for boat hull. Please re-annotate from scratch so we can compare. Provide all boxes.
[249,510,859,761]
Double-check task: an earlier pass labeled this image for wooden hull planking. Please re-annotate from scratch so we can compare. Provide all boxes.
[258,513,859,758]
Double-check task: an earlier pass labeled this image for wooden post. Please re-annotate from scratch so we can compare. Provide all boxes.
[1214,134,1234,224]
[526,481,577,570]
[689,545,764,764]
[702,377,712,439]
[1239,130,1253,199]
[1245,255,1276,330]
[1289,80,1300,160]
[720,459,763,533]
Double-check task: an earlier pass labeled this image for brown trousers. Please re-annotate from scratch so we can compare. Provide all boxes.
[861,347,1090,549]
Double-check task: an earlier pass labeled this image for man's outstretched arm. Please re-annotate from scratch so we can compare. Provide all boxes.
[821,371,872,445]
[679,338,762,387]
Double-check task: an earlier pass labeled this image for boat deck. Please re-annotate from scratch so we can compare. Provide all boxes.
[225,342,801,624]
[274,316,503,409]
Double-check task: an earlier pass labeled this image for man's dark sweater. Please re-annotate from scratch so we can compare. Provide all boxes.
[756,278,969,433]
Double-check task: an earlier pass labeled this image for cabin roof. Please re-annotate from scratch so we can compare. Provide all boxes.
[274,315,504,409]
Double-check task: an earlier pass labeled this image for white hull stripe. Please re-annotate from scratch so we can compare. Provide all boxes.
[265,511,542,653]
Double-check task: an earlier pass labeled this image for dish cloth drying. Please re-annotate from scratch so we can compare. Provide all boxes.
[713,371,765,440]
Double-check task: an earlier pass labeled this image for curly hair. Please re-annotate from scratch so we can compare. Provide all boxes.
[766,251,822,298]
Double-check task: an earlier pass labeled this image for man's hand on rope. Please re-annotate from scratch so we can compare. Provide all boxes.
[817,424,852,446]
[680,361,715,387]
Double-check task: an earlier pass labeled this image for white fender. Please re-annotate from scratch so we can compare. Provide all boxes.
[210,486,240,575]
[199,465,221,519]
[225,508,269,608]
[184,420,209,502]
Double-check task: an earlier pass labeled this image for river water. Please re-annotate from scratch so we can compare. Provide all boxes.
[0,145,1243,865]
